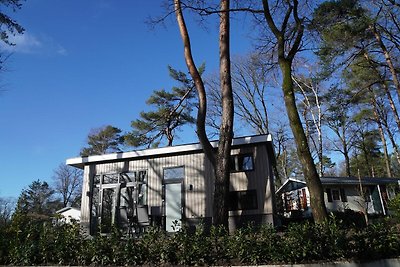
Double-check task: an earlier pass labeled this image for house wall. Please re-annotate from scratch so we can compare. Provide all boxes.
[79,142,275,234]
[228,144,275,229]
[323,185,384,214]
[58,209,81,224]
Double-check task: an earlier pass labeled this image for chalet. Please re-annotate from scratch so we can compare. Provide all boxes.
[55,206,81,224]
[66,134,277,235]
[277,176,400,218]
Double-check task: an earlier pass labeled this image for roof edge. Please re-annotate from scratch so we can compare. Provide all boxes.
[67,134,273,169]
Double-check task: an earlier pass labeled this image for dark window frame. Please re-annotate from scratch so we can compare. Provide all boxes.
[230,153,255,173]
[228,189,258,211]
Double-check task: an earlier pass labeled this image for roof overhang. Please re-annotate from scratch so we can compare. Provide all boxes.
[67,134,273,169]
[276,178,307,194]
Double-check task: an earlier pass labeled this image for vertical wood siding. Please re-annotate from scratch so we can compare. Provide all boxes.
[81,142,274,225]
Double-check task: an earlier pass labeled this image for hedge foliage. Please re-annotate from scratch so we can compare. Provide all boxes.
[1,216,400,265]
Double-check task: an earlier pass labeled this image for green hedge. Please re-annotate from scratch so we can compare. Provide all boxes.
[1,217,400,265]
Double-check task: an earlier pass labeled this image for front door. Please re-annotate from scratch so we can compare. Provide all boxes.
[165,182,182,232]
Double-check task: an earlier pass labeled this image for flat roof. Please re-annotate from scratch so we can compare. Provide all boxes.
[67,134,272,169]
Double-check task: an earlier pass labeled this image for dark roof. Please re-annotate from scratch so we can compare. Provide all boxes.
[321,176,400,185]
[276,176,400,194]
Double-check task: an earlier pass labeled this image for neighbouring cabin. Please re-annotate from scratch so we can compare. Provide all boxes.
[55,207,81,224]
[66,134,277,235]
[277,177,400,219]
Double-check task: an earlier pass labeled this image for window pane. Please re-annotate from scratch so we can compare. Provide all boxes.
[93,175,101,184]
[164,167,184,180]
[228,190,258,210]
[326,188,333,202]
[103,173,119,184]
[239,155,254,171]
[332,189,340,201]
[137,170,147,182]
[230,156,236,171]
[101,188,115,233]
[120,172,135,183]
[340,188,347,202]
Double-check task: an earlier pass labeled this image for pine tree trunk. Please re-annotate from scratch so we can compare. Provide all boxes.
[371,25,400,103]
[213,0,233,228]
[175,0,233,228]
[343,142,351,177]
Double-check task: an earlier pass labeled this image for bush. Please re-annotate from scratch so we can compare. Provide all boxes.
[388,194,400,221]
[1,216,400,265]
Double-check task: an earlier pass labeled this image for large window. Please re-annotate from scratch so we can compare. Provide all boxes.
[228,190,258,211]
[91,170,148,234]
[230,154,254,172]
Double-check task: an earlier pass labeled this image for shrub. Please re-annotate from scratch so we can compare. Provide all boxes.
[388,194,400,222]
[1,215,400,265]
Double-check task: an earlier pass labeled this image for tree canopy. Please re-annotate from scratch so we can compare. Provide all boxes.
[80,125,124,156]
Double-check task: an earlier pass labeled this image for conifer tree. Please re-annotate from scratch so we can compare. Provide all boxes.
[125,65,201,148]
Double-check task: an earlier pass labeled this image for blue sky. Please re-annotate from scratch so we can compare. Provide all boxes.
[0,1,253,198]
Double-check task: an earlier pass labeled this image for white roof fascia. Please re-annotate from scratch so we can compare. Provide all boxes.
[67,134,272,168]
[276,177,307,194]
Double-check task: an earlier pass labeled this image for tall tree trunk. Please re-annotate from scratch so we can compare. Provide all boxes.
[363,52,400,132]
[370,25,400,103]
[213,0,234,228]
[280,59,328,222]
[371,98,392,177]
[382,121,400,166]
[340,126,352,177]
[174,0,215,166]
[381,81,400,132]
[262,0,327,222]
[175,0,234,228]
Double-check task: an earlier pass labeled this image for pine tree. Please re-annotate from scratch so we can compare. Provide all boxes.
[125,65,201,148]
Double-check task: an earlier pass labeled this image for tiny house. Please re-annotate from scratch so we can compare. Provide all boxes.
[66,134,277,235]
[277,177,400,218]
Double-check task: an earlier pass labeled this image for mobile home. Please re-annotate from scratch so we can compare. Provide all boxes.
[66,134,277,235]
[277,177,400,218]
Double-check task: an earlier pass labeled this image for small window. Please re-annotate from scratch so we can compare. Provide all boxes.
[164,167,185,180]
[332,189,340,201]
[364,188,371,202]
[326,188,333,202]
[230,154,254,172]
[228,190,258,211]
[340,188,347,202]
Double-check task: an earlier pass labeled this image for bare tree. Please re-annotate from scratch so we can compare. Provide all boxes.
[292,73,325,176]
[0,197,15,226]
[52,163,83,208]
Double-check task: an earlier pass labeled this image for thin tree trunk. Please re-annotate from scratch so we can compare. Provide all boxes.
[174,0,215,166]
[371,100,392,177]
[382,81,400,132]
[371,25,400,103]
[383,121,400,166]
[363,52,400,132]
[340,125,352,177]
[343,144,351,177]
